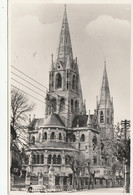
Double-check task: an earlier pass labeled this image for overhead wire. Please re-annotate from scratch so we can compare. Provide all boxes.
[11,65,86,115]
[11,76,80,125]
[11,67,104,148]
[11,71,45,94]
[11,72,73,117]
[11,78,44,98]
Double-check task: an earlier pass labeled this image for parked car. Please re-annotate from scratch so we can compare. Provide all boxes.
[27,184,47,193]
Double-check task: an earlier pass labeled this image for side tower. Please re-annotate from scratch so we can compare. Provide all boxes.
[96,60,114,140]
[45,6,85,127]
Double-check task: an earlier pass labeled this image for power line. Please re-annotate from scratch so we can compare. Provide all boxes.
[11,78,44,98]
[11,78,71,117]
[11,76,74,118]
[11,85,45,105]
[11,84,70,123]
[11,69,71,113]
[11,65,85,115]
[11,65,47,90]
[11,66,90,128]
[11,71,45,94]
[11,82,99,131]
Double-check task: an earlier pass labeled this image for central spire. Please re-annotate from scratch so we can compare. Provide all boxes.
[57,5,73,67]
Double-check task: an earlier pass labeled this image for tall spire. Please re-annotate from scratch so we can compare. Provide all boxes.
[57,5,73,67]
[99,60,110,108]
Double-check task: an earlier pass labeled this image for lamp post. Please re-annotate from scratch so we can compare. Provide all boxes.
[121,120,130,193]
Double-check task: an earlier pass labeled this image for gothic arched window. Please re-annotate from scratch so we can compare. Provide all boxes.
[67,81,69,90]
[41,154,44,164]
[57,155,62,164]
[92,136,97,150]
[75,100,78,113]
[92,136,97,146]
[51,98,56,112]
[37,154,39,164]
[43,132,47,141]
[56,73,62,89]
[73,134,76,142]
[60,98,65,112]
[32,136,35,145]
[48,154,52,164]
[51,132,55,140]
[32,154,36,164]
[72,75,76,90]
[81,134,85,142]
[65,155,70,165]
[59,133,62,140]
[33,155,36,164]
[100,111,104,123]
[53,154,56,164]
[71,99,74,112]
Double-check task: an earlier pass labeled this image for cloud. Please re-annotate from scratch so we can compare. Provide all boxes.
[12,15,60,51]
[85,15,130,41]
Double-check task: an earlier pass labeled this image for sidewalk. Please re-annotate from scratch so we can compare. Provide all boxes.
[10,187,123,195]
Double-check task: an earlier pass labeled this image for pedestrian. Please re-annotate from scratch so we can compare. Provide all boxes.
[28,182,33,193]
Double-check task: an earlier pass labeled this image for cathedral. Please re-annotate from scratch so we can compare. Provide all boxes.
[16,6,115,191]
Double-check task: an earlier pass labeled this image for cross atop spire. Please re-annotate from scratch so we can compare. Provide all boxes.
[57,5,73,67]
[104,57,106,67]
[64,4,67,12]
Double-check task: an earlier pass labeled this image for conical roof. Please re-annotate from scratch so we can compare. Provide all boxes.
[57,5,73,66]
[43,113,65,127]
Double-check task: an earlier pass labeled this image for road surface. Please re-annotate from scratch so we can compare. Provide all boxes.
[10,187,124,194]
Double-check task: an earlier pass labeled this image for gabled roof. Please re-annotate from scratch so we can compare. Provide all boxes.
[43,113,65,127]
[29,118,44,130]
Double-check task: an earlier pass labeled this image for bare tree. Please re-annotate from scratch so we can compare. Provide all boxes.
[10,88,35,176]
[11,88,35,131]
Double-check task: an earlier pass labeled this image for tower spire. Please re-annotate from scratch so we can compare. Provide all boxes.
[100,60,110,107]
[57,5,73,67]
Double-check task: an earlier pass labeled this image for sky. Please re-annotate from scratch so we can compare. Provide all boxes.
[9,1,131,124]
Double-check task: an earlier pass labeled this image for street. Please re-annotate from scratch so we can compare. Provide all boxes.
[10,187,123,195]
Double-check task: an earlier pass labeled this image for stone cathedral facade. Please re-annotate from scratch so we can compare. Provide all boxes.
[20,7,114,190]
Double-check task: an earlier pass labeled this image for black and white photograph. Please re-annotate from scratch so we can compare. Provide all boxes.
[9,1,131,194]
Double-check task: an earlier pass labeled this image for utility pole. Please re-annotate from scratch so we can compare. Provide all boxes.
[121,120,130,193]
[121,120,130,139]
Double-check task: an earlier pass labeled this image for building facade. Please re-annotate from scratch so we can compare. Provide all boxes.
[12,6,116,191]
